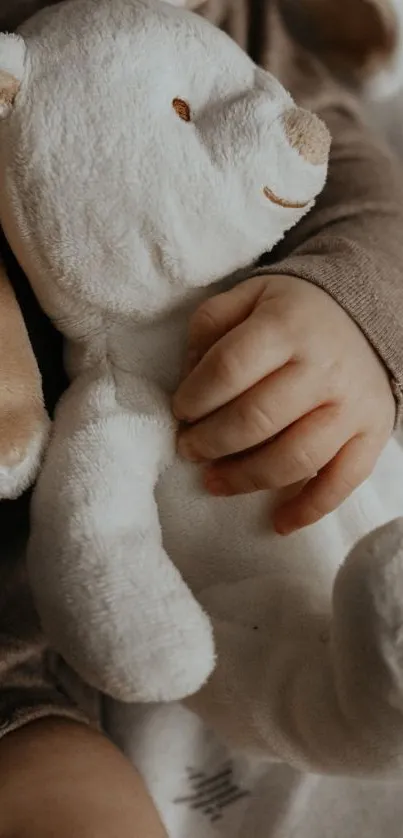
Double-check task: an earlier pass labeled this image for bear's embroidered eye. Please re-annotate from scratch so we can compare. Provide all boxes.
[263,186,309,210]
[172,98,191,122]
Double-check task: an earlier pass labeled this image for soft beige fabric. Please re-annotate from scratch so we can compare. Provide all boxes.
[0,520,89,740]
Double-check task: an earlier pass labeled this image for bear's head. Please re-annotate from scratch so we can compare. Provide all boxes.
[0,0,330,320]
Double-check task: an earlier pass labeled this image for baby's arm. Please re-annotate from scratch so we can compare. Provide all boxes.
[260,32,403,421]
[261,106,403,419]
[174,58,403,532]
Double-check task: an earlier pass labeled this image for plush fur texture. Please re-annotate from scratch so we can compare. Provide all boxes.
[0,33,26,79]
[2,0,403,776]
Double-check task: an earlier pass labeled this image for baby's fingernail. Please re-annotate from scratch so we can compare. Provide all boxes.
[172,397,192,423]
[273,512,295,536]
[275,522,293,536]
[204,472,231,496]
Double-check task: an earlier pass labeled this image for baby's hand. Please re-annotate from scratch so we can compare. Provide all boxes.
[173,275,395,533]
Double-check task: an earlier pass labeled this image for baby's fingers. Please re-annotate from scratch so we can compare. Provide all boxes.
[178,361,321,463]
[274,435,379,534]
[173,290,293,422]
[204,404,349,496]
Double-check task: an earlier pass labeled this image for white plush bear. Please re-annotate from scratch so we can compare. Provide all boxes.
[1,0,403,776]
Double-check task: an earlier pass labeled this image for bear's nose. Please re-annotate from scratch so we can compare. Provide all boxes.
[282,107,331,166]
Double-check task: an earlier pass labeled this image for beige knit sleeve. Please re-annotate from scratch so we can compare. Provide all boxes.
[255,99,403,423]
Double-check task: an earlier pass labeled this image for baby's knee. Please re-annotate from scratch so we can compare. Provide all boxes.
[0,719,167,838]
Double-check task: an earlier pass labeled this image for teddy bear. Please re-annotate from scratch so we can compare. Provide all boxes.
[2,0,403,776]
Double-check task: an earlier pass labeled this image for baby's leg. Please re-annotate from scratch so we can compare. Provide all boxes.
[0,719,167,838]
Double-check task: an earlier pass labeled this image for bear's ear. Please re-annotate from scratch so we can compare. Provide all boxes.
[0,33,26,120]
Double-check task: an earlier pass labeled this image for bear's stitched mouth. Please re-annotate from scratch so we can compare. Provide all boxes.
[263,186,309,209]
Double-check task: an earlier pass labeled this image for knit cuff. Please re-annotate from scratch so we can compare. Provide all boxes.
[250,243,403,429]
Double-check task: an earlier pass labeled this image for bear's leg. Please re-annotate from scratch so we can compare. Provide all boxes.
[28,370,214,703]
